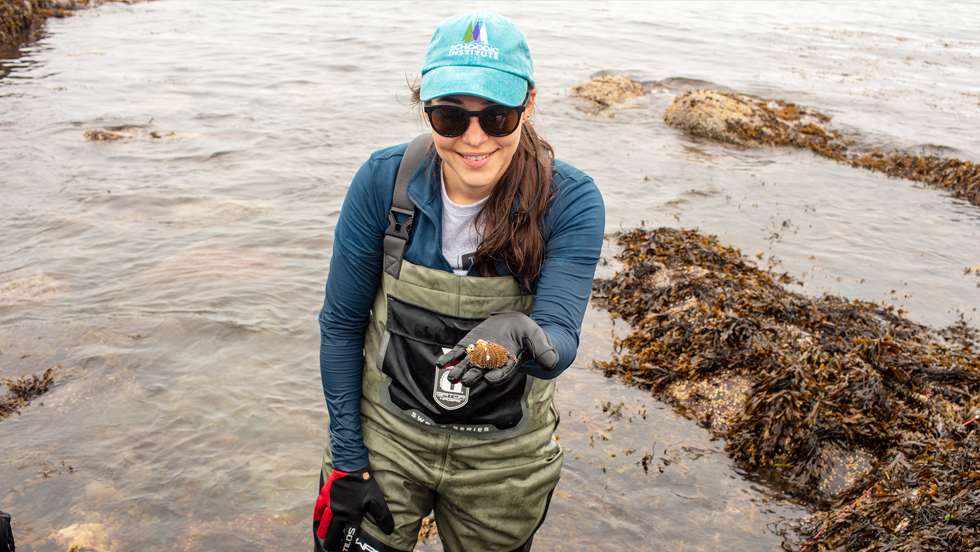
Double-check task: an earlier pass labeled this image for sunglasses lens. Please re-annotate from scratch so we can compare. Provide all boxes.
[429,107,468,137]
[480,106,520,136]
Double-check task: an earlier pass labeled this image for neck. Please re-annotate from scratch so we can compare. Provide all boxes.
[442,162,494,205]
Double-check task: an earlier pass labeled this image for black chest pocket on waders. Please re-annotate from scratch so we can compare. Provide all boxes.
[378,295,531,436]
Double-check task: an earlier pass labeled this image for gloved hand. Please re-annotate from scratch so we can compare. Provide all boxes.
[313,468,394,552]
[437,311,559,387]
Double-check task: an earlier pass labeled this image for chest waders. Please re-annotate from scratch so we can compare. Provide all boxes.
[361,134,556,438]
[320,135,562,552]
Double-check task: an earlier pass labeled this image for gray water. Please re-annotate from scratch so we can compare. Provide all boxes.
[1,1,979,550]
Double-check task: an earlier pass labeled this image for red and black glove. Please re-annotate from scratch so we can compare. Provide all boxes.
[313,468,394,552]
[437,311,559,387]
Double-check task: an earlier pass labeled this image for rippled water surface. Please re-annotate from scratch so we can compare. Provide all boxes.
[2,1,979,550]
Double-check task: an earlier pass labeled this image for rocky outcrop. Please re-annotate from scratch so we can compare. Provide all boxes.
[664,89,980,209]
[570,75,645,112]
[0,0,38,46]
[664,89,847,156]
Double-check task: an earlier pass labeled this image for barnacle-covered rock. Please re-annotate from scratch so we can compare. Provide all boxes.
[571,75,645,112]
[465,340,509,370]
[663,89,843,156]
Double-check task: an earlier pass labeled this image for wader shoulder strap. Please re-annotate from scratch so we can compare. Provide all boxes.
[383,133,432,279]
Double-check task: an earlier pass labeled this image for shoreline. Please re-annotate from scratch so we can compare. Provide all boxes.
[0,0,135,55]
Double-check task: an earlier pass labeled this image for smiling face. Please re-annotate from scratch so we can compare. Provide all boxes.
[428,91,536,205]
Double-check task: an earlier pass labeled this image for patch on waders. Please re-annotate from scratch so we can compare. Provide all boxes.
[434,347,469,410]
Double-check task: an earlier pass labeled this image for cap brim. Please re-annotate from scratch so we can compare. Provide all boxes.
[421,65,527,107]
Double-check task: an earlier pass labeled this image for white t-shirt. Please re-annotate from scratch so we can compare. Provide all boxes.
[440,169,486,275]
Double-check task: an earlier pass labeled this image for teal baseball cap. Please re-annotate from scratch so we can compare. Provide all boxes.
[420,12,534,108]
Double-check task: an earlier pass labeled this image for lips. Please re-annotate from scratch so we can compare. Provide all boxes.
[457,150,495,167]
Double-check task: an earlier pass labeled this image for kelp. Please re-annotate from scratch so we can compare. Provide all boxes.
[851,152,980,208]
[793,428,979,551]
[591,227,979,550]
[0,367,56,419]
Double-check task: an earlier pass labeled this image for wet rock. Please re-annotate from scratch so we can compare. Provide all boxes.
[41,0,81,8]
[0,270,69,301]
[84,127,173,141]
[570,75,644,112]
[2,0,149,50]
[55,521,117,552]
[663,89,845,157]
[665,371,751,432]
[84,128,126,141]
[0,0,38,45]
[815,445,875,499]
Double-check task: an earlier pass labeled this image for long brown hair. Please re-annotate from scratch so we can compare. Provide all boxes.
[410,84,554,292]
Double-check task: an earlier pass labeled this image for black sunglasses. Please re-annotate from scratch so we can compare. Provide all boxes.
[423,94,530,138]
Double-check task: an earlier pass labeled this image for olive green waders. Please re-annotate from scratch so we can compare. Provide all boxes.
[321,259,562,551]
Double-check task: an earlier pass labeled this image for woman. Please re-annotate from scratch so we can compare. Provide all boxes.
[313,11,604,552]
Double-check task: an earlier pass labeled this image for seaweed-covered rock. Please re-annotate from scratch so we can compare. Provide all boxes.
[84,127,173,141]
[570,75,644,112]
[1,0,143,51]
[663,89,846,158]
[592,228,979,507]
[852,152,980,209]
[663,89,980,209]
[592,227,980,549]
[0,0,38,45]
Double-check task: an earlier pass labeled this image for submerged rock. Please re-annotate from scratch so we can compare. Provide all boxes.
[591,227,980,544]
[0,270,68,302]
[664,89,980,209]
[84,127,173,141]
[55,521,117,552]
[570,75,645,112]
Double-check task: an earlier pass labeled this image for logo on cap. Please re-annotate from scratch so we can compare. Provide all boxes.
[449,20,500,60]
[462,21,489,45]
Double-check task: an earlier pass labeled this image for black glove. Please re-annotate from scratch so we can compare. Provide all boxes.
[0,509,13,552]
[313,468,394,552]
[437,312,559,387]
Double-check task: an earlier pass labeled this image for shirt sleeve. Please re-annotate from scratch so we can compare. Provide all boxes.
[521,166,605,379]
[318,154,391,472]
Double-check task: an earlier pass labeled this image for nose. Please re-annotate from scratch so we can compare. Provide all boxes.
[461,114,488,146]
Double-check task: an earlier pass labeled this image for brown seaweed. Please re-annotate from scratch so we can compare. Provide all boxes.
[664,90,980,209]
[592,227,980,550]
[0,366,56,419]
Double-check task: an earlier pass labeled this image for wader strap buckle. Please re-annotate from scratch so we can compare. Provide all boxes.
[385,207,414,240]
[383,133,432,279]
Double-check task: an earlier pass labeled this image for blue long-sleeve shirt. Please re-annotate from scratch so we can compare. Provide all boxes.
[319,142,605,471]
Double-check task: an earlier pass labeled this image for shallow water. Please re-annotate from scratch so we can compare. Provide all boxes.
[1,1,978,550]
